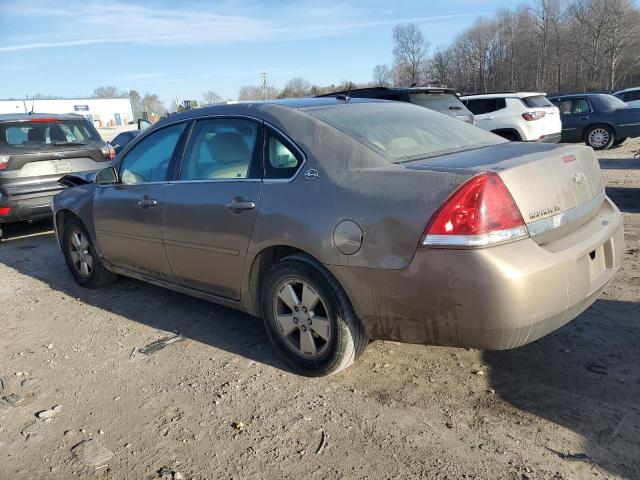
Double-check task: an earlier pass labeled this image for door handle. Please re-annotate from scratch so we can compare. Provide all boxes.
[226,198,256,212]
[137,197,158,209]
[580,116,590,120]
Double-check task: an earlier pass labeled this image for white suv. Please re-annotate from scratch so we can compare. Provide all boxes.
[613,87,640,107]
[460,92,562,142]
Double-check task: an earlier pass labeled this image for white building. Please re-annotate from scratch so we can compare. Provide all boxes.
[0,98,134,129]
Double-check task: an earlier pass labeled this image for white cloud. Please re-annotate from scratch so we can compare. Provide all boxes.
[0,0,481,52]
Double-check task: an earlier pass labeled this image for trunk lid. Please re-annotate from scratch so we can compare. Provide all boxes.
[407,142,604,237]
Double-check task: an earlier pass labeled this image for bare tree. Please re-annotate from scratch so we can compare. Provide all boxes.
[140,93,166,117]
[92,86,122,98]
[392,23,429,86]
[372,64,392,86]
[129,90,141,119]
[238,85,279,101]
[279,77,311,98]
[202,90,222,104]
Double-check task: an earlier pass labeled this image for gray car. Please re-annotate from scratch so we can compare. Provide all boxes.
[53,98,623,376]
[0,113,115,237]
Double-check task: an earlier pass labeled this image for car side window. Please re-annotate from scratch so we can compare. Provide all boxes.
[119,122,186,185]
[572,99,591,114]
[463,99,500,115]
[180,118,260,181]
[264,131,302,180]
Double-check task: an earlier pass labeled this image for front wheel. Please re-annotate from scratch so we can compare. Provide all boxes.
[261,254,368,376]
[62,219,118,288]
[585,125,614,150]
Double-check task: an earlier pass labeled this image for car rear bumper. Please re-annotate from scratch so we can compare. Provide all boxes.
[0,183,61,223]
[330,196,624,350]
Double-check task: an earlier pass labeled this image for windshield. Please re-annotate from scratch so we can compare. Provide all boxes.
[305,102,504,163]
[598,94,629,110]
[0,119,101,149]
[408,92,472,115]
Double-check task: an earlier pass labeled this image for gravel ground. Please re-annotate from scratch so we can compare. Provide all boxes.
[1,140,639,480]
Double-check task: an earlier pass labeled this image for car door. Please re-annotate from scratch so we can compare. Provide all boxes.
[555,97,591,141]
[161,117,263,300]
[93,121,188,280]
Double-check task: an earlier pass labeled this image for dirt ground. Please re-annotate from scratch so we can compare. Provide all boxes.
[1,140,639,480]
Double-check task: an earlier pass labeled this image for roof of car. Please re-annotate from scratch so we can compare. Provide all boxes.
[547,93,610,99]
[460,92,547,99]
[612,87,640,94]
[0,112,86,122]
[315,86,456,97]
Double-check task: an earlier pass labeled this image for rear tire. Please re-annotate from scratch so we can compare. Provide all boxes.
[62,219,117,288]
[261,254,368,376]
[585,125,614,150]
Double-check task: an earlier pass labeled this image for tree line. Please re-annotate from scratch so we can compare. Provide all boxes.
[378,0,640,95]
[87,0,640,114]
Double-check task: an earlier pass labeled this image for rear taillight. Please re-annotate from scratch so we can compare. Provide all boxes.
[522,111,546,121]
[0,155,10,170]
[0,207,11,216]
[422,172,528,248]
[100,144,116,161]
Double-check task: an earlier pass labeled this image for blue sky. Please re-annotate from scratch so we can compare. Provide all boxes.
[1,0,526,105]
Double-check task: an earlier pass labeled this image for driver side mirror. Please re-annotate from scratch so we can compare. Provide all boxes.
[96,166,119,185]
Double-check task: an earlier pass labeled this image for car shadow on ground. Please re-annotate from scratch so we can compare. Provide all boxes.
[0,223,289,374]
[484,298,640,479]
[606,186,639,214]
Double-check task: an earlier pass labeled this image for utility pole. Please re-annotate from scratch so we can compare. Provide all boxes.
[260,72,268,100]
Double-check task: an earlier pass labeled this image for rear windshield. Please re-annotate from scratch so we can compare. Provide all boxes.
[408,92,472,115]
[597,94,628,110]
[305,102,505,163]
[0,119,101,148]
[522,95,553,108]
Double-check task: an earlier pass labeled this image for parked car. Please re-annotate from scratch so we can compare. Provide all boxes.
[0,113,115,237]
[460,92,561,142]
[316,86,475,123]
[52,99,623,376]
[612,87,640,107]
[109,130,141,155]
[548,93,640,149]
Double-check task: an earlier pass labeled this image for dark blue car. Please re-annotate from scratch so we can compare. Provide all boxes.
[548,93,640,150]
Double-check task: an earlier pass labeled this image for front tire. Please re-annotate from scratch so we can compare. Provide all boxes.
[585,125,614,150]
[62,219,117,288]
[261,254,368,376]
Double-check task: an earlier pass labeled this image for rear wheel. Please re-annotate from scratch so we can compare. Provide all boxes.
[261,254,368,376]
[585,125,614,150]
[62,219,117,288]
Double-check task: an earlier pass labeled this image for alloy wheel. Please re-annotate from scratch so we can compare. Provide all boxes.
[588,128,610,148]
[272,278,332,358]
[68,230,93,278]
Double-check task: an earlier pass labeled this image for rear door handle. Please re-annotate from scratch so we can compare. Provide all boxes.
[226,198,256,212]
[580,116,590,120]
[137,197,158,208]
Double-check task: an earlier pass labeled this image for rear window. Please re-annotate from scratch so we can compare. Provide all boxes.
[522,95,553,108]
[409,92,472,115]
[305,102,505,163]
[597,94,628,110]
[0,119,100,148]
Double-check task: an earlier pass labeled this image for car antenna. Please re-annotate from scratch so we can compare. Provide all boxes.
[336,83,352,102]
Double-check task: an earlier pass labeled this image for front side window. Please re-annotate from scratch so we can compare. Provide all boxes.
[119,122,186,185]
[180,118,259,181]
[306,102,505,163]
[265,132,302,179]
